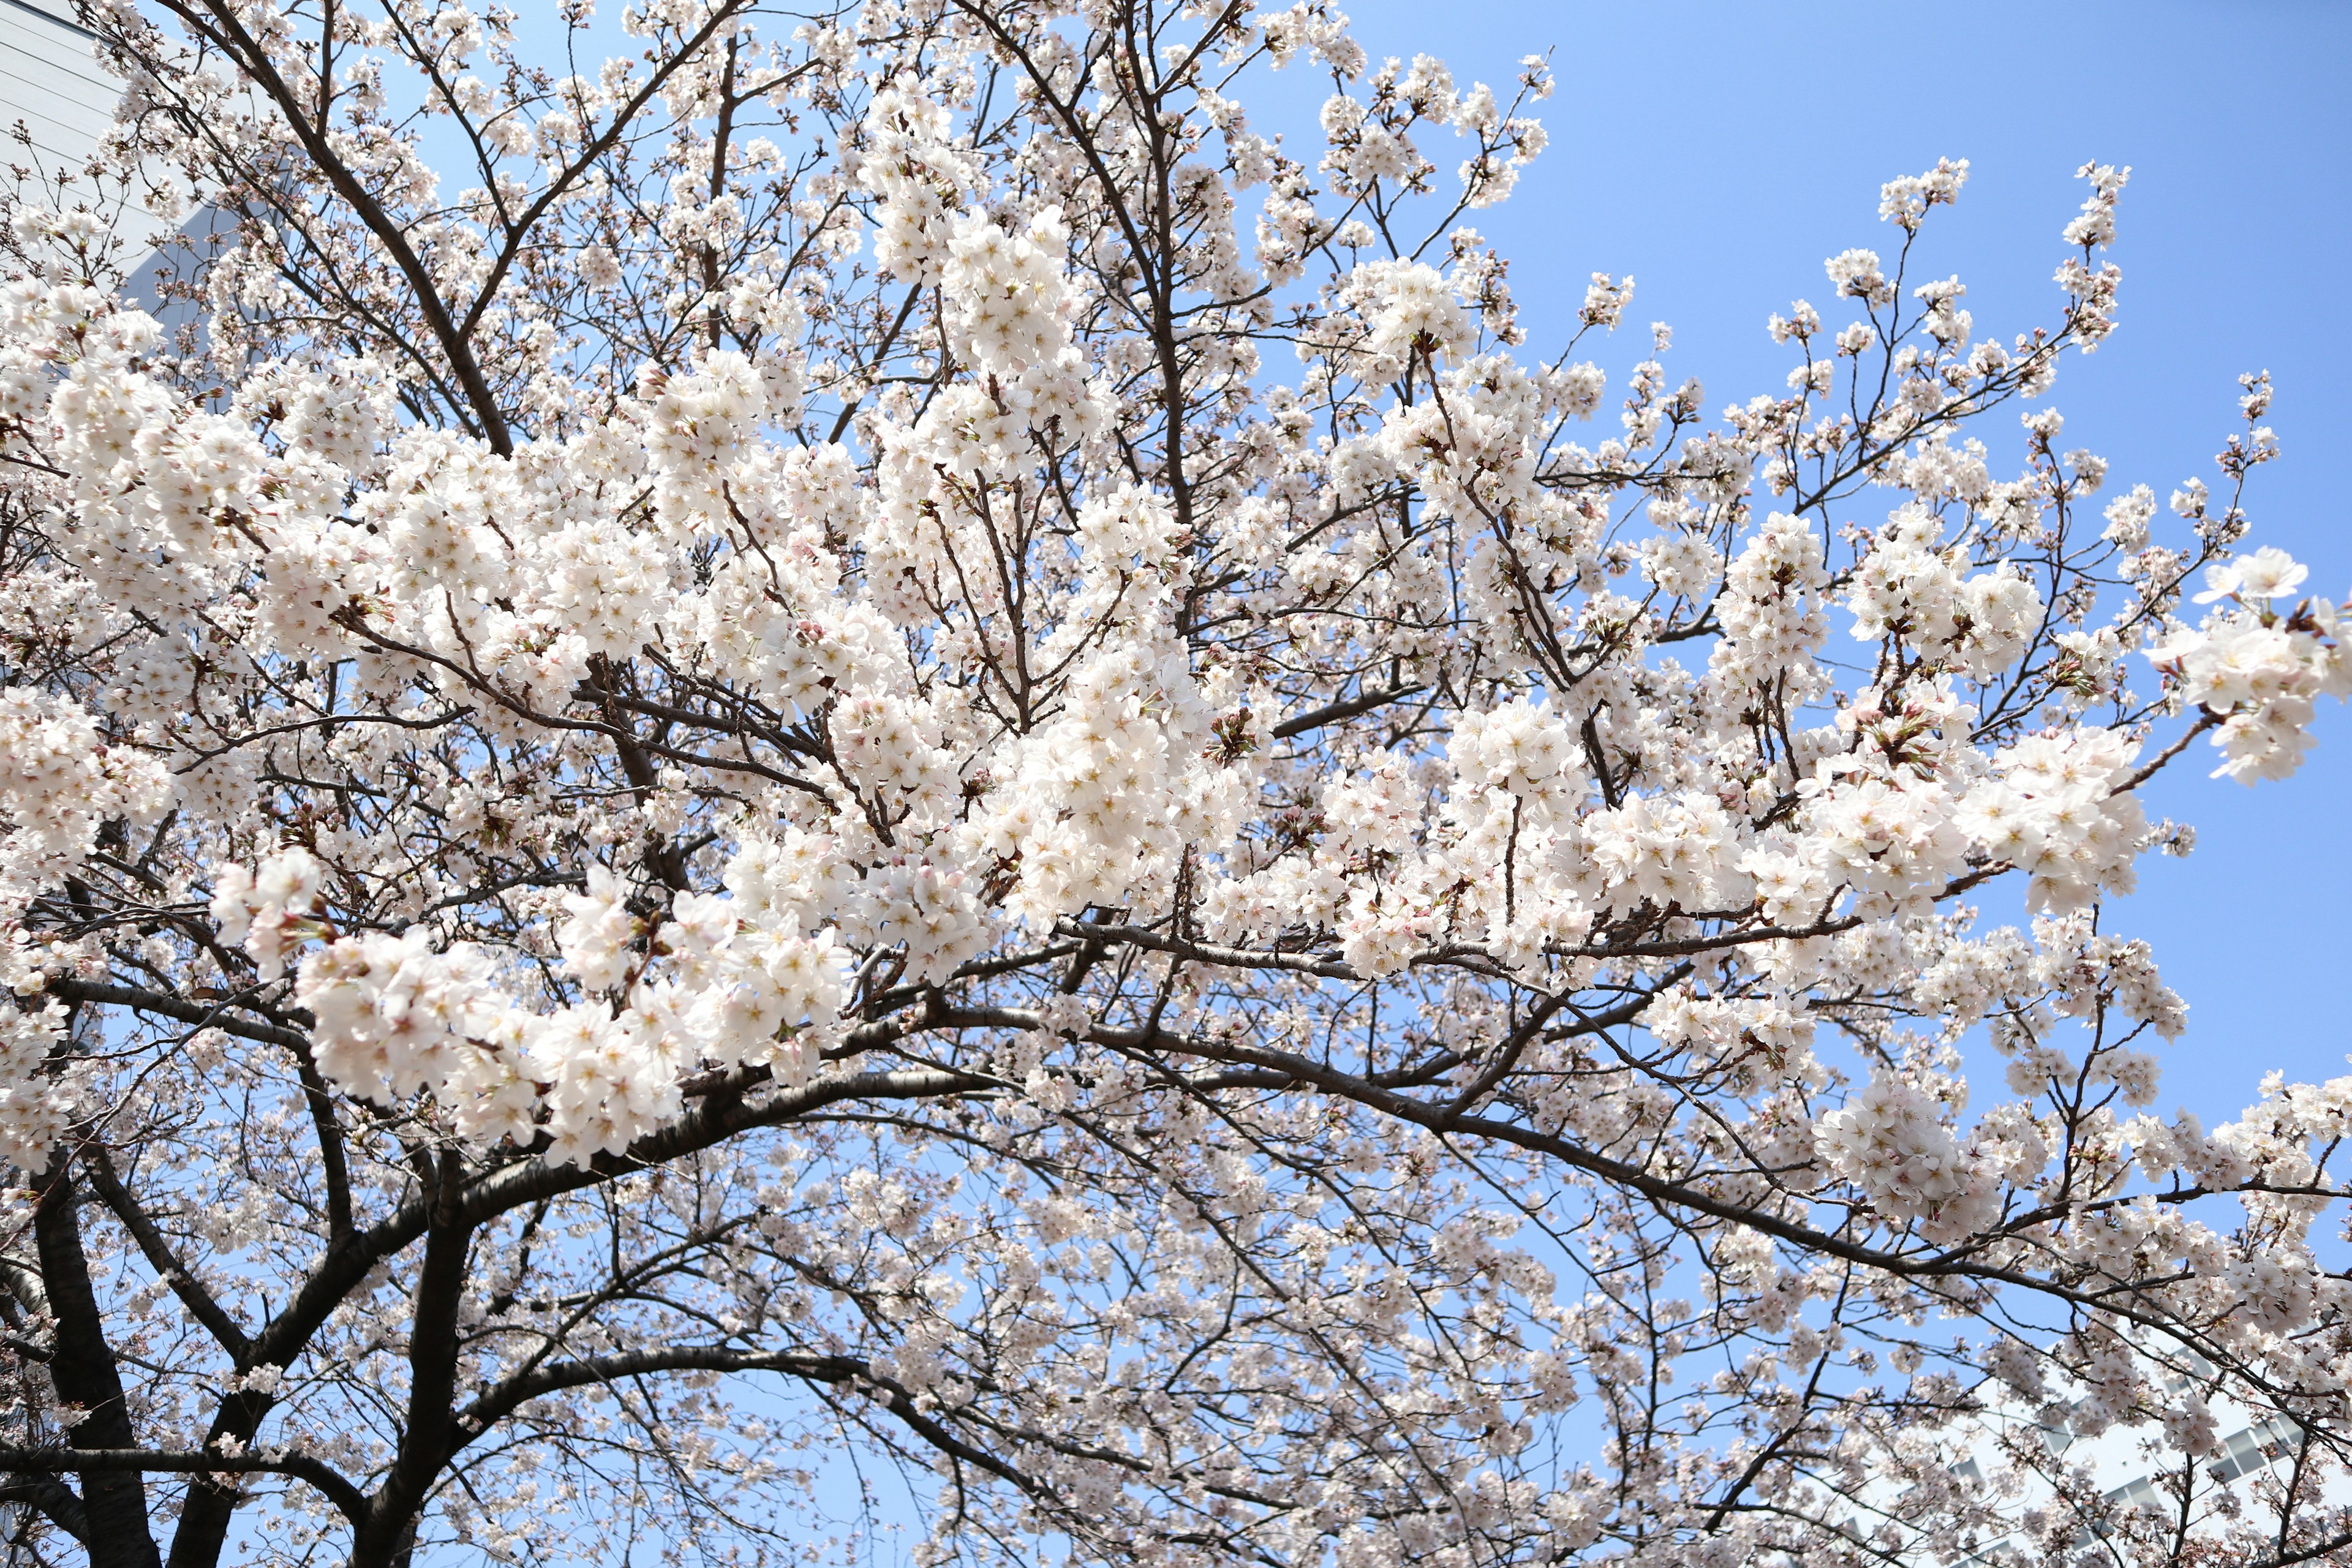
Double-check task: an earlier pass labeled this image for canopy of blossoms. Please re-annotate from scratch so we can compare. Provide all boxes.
[0,0,2346,1564]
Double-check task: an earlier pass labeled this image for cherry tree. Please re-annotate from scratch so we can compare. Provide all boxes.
[0,0,2348,1564]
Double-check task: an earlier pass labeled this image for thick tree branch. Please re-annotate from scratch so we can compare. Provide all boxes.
[30,1166,160,1568]
[1272,681,1430,740]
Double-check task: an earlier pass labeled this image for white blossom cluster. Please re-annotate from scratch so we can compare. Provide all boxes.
[2155,545,2352,780]
[0,997,74,1171]
[0,685,170,912]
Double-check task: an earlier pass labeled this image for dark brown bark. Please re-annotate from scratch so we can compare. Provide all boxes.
[345,1153,472,1568]
[31,1167,160,1568]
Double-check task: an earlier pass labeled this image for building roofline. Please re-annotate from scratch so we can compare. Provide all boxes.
[2,0,94,40]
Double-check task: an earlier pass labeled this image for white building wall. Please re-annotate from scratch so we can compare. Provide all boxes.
[2,0,194,282]
[0,0,116,173]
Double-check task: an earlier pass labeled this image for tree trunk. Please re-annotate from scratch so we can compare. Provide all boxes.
[32,1166,160,1568]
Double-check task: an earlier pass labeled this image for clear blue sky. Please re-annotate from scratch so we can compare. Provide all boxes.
[1304,0,2352,1123]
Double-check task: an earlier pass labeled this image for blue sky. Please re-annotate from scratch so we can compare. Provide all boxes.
[1294,0,2352,1123]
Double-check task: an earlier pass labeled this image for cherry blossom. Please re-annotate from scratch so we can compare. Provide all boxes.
[0,2,2345,1566]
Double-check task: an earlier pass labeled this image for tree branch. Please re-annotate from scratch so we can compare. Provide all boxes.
[80,1145,252,1362]
[0,1448,364,1526]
